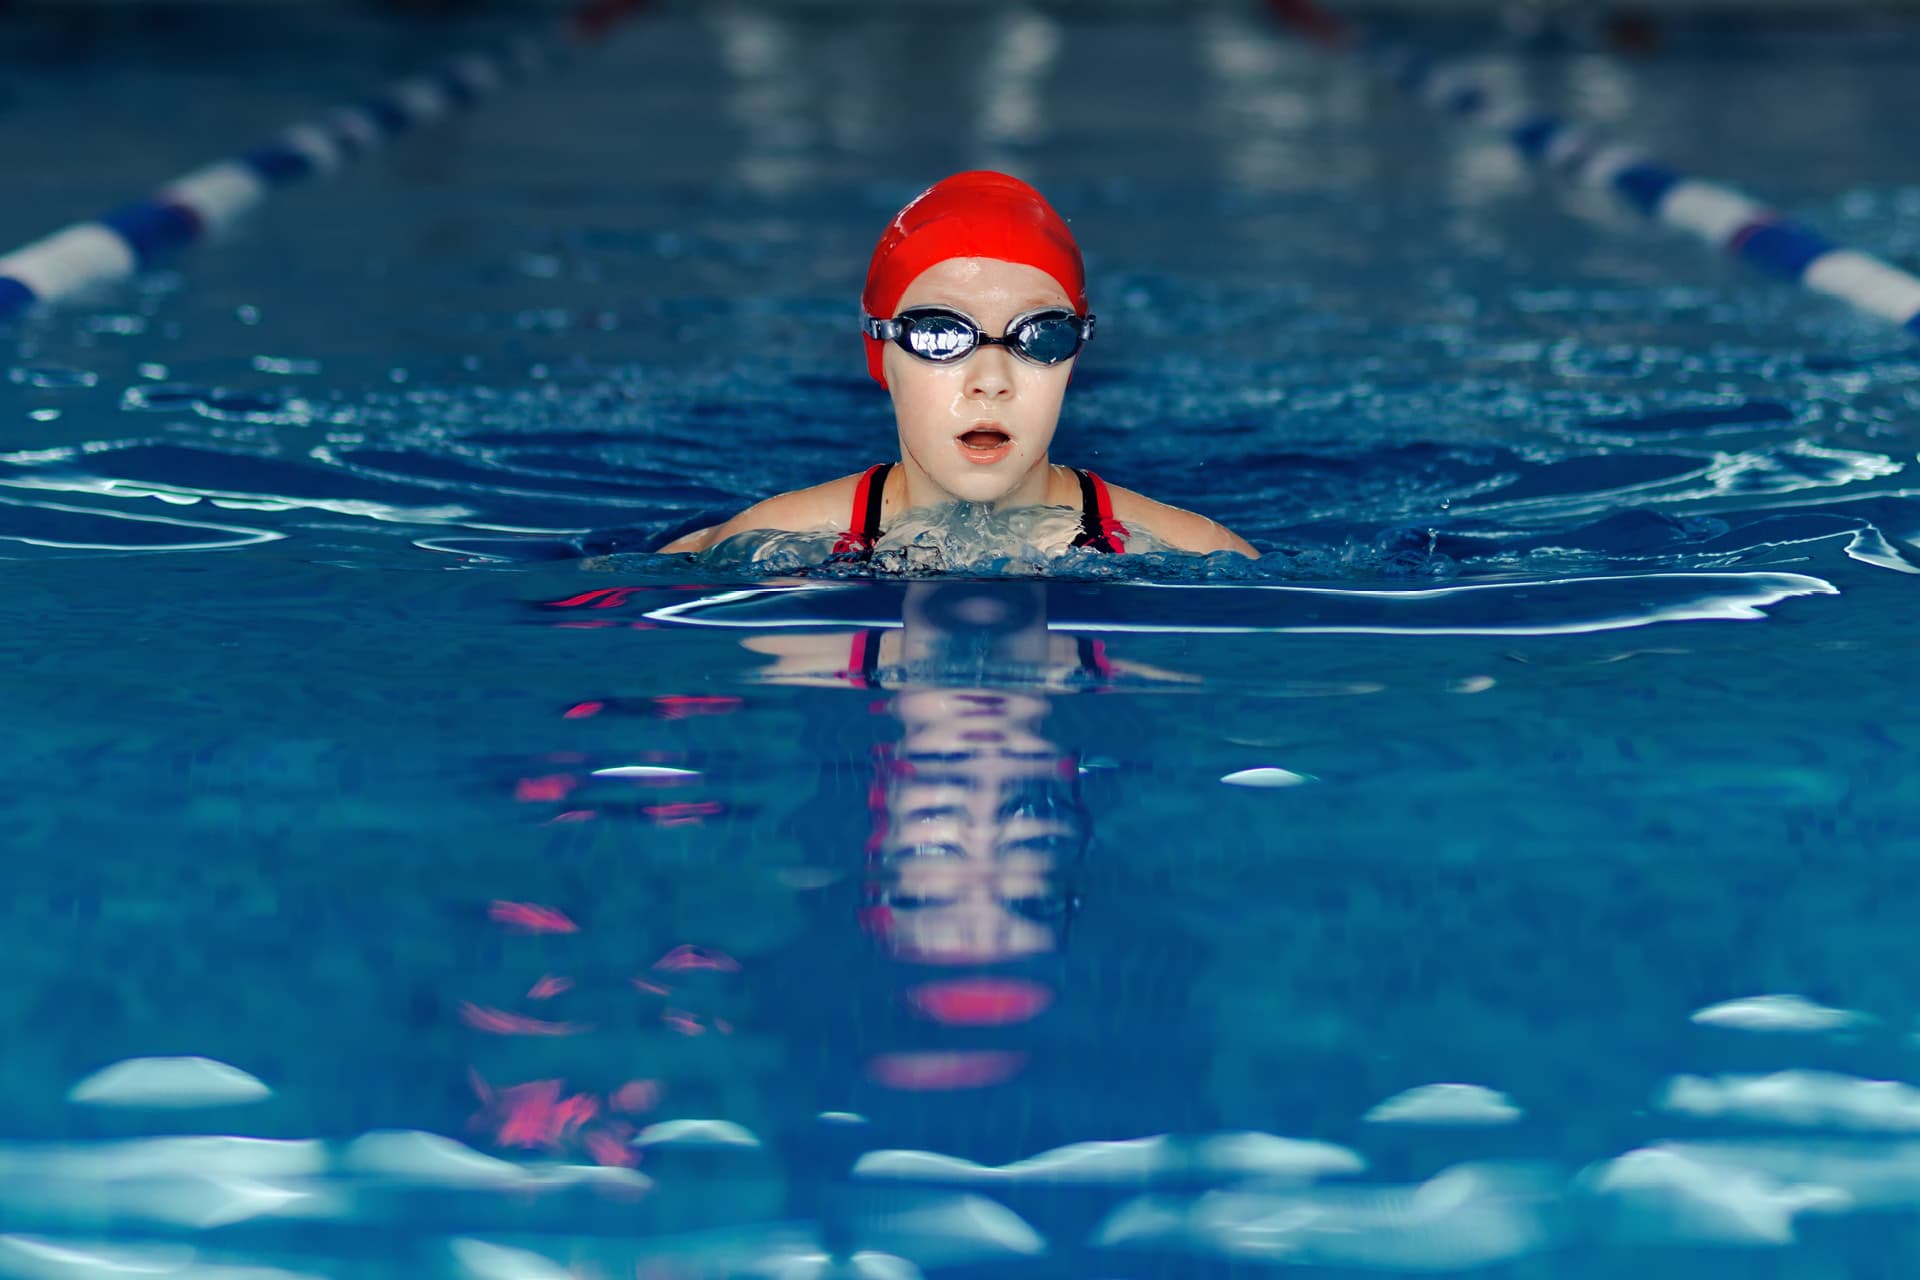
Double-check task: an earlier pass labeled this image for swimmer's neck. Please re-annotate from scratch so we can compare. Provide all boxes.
[893,458,1070,513]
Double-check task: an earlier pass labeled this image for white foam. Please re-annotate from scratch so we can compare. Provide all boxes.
[450,1238,574,1280]
[1364,1083,1523,1126]
[67,1056,269,1109]
[1587,1145,1851,1244]
[0,1236,197,1278]
[130,1175,321,1229]
[343,1130,533,1186]
[878,1194,1044,1257]
[859,1132,1363,1185]
[1197,1131,1367,1178]
[855,1150,990,1182]
[1099,1162,1555,1270]
[634,1119,761,1149]
[1691,994,1870,1033]
[1649,1138,1920,1209]
[1219,767,1314,788]
[999,1136,1166,1182]
[857,1138,1168,1184]
[0,1135,321,1182]
[1660,1070,1920,1131]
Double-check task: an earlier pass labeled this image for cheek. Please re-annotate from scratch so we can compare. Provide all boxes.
[1016,367,1071,413]
[887,364,963,424]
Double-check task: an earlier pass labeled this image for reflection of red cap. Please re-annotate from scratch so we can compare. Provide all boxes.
[908,977,1053,1026]
[861,171,1087,388]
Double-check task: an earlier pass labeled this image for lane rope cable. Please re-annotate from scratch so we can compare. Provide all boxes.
[1264,0,1920,343]
[0,0,650,321]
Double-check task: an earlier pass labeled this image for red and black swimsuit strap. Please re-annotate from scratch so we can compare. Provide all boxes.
[1070,467,1124,554]
[839,463,892,683]
[835,462,894,559]
[852,462,893,550]
[851,462,1119,555]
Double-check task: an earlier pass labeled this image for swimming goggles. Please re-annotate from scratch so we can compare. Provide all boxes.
[862,306,1096,367]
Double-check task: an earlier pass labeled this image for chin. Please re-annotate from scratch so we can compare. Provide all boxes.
[939,474,1024,507]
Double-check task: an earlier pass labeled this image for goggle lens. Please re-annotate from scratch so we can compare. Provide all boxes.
[1010,313,1084,365]
[880,307,1092,367]
[903,311,980,362]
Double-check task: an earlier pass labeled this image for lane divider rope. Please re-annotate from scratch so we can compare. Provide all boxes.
[0,0,649,321]
[1264,0,1920,342]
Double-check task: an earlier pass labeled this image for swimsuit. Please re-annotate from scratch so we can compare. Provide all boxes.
[842,625,1114,692]
[831,462,1129,559]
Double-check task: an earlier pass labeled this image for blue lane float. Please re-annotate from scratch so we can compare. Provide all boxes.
[1264,0,1920,342]
[0,0,646,320]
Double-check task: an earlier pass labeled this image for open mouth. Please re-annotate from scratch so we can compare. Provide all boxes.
[958,425,1012,461]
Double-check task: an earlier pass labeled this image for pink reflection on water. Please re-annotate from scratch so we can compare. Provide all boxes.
[869,1051,1028,1092]
[907,977,1053,1026]
[653,944,741,973]
[460,1002,591,1037]
[488,900,579,933]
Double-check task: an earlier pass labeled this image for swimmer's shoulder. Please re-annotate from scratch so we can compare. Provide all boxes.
[1100,479,1259,558]
[659,471,868,554]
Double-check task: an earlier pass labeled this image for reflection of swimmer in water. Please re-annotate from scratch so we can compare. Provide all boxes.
[863,688,1088,967]
[661,171,1257,560]
[740,581,1200,694]
[750,584,1214,1154]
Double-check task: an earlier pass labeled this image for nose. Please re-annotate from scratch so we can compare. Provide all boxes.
[965,345,1015,400]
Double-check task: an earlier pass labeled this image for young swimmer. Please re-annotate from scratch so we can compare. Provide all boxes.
[662,171,1257,559]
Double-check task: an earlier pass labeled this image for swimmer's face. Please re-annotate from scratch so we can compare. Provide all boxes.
[884,257,1075,509]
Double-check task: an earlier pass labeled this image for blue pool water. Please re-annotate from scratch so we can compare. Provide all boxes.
[4,6,1920,1276]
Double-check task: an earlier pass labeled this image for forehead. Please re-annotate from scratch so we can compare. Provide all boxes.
[895,257,1073,313]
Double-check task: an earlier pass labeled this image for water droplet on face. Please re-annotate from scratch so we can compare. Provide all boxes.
[236,305,261,325]
[29,408,61,421]
[137,363,169,380]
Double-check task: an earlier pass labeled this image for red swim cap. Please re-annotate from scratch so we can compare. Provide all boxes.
[861,171,1087,387]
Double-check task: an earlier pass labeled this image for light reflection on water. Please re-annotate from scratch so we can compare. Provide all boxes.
[4,6,1920,1278]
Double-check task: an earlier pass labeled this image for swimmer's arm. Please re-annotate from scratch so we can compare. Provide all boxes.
[658,474,865,554]
[1105,485,1259,558]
